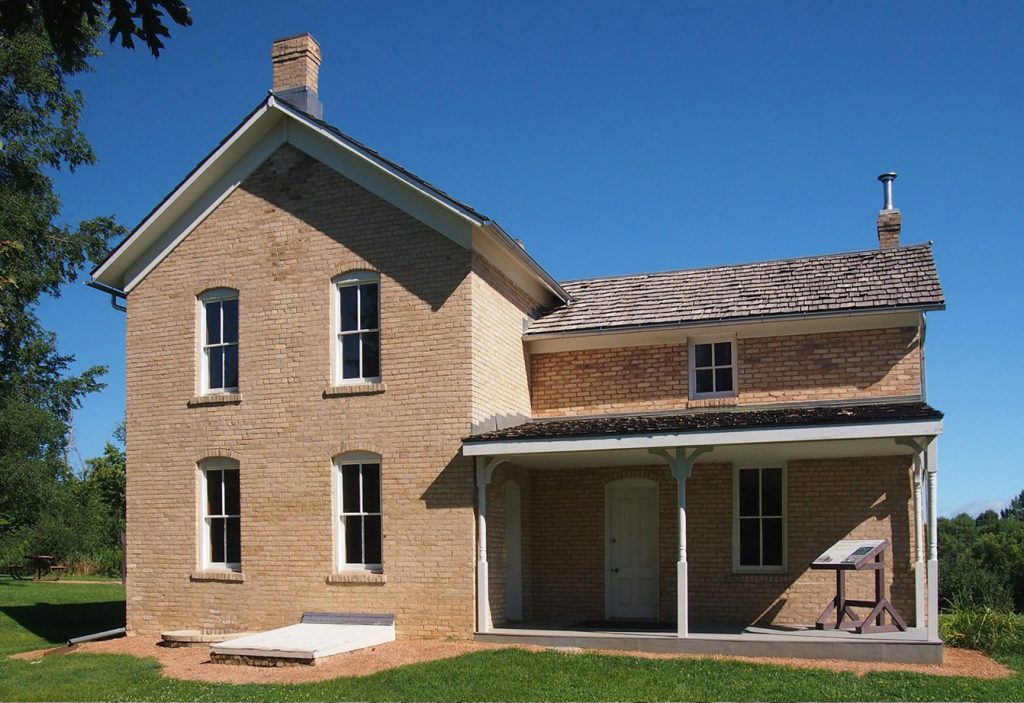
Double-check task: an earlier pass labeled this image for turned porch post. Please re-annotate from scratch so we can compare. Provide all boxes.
[651,446,712,638]
[925,438,939,642]
[476,456,506,633]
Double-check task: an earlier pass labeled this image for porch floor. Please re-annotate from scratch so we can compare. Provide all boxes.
[476,623,941,664]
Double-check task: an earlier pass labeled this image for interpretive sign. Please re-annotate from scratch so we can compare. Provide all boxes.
[810,538,907,634]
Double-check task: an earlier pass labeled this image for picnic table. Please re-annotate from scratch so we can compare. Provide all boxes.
[24,555,64,580]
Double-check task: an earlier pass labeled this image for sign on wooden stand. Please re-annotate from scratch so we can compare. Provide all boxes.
[810,538,907,634]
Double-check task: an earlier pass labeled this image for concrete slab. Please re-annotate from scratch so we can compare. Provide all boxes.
[211,621,395,663]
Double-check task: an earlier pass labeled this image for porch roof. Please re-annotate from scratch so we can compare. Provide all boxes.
[462,401,942,461]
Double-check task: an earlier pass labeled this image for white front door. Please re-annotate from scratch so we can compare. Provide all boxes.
[606,481,659,620]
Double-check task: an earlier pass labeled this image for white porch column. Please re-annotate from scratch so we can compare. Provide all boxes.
[475,456,506,633]
[651,446,712,638]
[926,438,940,642]
[896,436,929,631]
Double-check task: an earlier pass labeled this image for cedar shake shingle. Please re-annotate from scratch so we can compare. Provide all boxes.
[527,244,944,336]
[465,401,943,442]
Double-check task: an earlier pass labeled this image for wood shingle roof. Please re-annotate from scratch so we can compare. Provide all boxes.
[527,243,944,336]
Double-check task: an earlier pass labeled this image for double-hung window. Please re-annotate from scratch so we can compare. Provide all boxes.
[336,455,382,571]
[690,339,736,398]
[201,460,241,571]
[200,290,239,394]
[333,272,380,383]
[734,466,786,572]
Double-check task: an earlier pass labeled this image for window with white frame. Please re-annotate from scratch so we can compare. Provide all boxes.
[199,290,239,394]
[333,272,380,383]
[734,466,785,572]
[200,459,241,570]
[690,339,736,398]
[336,454,382,570]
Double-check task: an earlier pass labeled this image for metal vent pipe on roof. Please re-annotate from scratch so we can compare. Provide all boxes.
[878,172,898,211]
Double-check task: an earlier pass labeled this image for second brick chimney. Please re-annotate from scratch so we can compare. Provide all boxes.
[271,33,323,119]
[876,172,901,248]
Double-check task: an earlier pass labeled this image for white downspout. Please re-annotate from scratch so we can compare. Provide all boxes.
[926,438,940,642]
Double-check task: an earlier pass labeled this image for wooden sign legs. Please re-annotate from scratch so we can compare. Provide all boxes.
[815,552,908,634]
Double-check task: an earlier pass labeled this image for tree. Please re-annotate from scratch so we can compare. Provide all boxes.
[0,9,185,561]
[0,0,191,61]
[1001,490,1024,522]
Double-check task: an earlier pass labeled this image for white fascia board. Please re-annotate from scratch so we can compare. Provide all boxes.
[526,310,927,353]
[93,101,278,291]
[462,418,944,457]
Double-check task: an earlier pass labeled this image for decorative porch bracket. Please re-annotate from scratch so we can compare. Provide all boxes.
[475,456,509,633]
[650,445,713,638]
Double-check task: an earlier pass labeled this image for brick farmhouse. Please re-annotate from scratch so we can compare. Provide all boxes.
[89,34,946,661]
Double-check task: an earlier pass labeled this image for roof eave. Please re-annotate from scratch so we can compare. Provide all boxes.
[524,303,946,340]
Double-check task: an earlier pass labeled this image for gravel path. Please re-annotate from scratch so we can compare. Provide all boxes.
[12,637,1013,684]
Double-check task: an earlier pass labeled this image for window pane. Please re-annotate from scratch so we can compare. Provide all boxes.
[340,286,359,332]
[364,514,382,565]
[205,302,221,345]
[224,345,239,389]
[221,299,238,343]
[344,515,363,564]
[761,468,783,515]
[694,343,712,368]
[714,341,732,366]
[738,469,759,517]
[360,284,379,329]
[739,518,760,566]
[342,334,360,379]
[223,469,240,515]
[695,369,714,394]
[209,347,224,390]
[226,517,241,564]
[362,332,380,378]
[210,518,225,563]
[762,518,783,566]
[207,470,223,515]
[341,465,360,513]
[715,367,733,392]
[362,464,381,513]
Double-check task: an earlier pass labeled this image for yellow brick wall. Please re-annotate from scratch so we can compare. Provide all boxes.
[125,144,478,638]
[530,327,921,417]
[512,456,917,627]
[469,253,541,425]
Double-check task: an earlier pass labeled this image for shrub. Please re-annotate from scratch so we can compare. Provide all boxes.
[940,604,1024,654]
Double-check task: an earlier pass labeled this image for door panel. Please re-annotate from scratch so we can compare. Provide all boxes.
[607,484,658,619]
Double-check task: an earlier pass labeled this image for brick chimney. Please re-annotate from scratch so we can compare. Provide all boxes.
[876,172,901,248]
[271,33,323,119]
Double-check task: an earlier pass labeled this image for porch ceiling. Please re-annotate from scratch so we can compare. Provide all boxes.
[484,436,918,469]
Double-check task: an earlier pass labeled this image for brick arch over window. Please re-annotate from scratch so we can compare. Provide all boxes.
[196,449,242,463]
[195,285,239,299]
[605,467,670,485]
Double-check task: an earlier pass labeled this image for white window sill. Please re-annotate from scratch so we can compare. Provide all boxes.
[327,571,387,585]
[323,382,386,397]
[188,393,242,407]
[190,570,244,583]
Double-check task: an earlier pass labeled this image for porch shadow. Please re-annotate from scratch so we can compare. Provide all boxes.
[0,598,125,646]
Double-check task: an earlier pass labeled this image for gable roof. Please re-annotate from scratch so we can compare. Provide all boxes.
[90,94,568,303]
[526,243,944,337]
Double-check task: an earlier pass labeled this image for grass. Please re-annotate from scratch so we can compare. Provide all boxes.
[1,580,1023,701]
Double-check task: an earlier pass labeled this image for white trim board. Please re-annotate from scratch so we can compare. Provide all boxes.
[91,97,567,304]
[462,419,944,457]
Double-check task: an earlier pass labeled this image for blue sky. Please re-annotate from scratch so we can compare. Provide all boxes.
[41,1,1022,516]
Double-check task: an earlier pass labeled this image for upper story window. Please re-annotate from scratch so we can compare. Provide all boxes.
[333,272,380,384]
[199,289,239,394]
[200,459,241,571]
[689,339,736,399]
[335,453,382,571]
[734,466,786,573]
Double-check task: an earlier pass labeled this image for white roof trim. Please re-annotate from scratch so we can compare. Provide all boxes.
[92,96,567,301]
[462,418,944,457]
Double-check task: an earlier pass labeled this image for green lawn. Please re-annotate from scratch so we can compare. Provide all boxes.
[2,580,1024,701]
